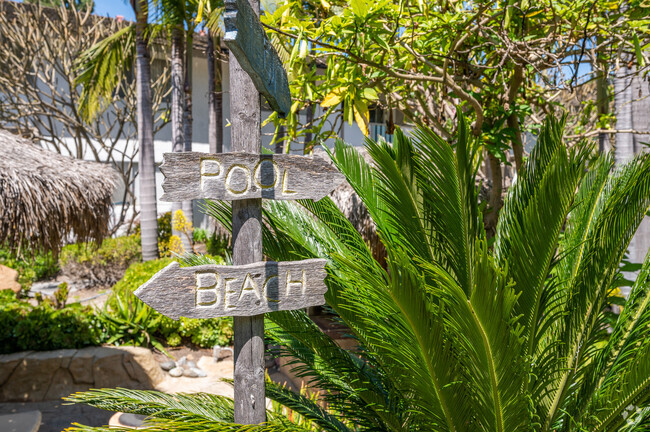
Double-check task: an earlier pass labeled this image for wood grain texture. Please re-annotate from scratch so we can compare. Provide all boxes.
[133,259,328,320]
[223,0,291,117]
[230,18,266,424]
[160,152,345,202]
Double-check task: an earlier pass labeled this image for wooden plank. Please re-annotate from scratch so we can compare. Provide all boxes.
[224,0,291,117]
[133,259,328,320]
[160,152,345,202]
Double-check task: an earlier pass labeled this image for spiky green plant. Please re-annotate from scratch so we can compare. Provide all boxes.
[66,116,650,431]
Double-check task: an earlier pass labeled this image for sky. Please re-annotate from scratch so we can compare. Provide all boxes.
[92,0,135,21]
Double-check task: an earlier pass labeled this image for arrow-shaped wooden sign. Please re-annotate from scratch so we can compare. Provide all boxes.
[224,0,291,117]
[134,259,327,319]
[160,152,345,202]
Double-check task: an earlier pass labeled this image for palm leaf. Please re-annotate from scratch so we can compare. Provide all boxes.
[543,151,650,429]
[75,25,136,121]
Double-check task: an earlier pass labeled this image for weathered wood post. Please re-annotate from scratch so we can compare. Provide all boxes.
[228,0,264,421]
[134,0,344,425]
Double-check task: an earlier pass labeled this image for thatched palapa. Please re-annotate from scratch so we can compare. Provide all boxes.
[0,129,117,253]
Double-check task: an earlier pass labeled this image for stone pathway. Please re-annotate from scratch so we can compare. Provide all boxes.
[0,401,112,432]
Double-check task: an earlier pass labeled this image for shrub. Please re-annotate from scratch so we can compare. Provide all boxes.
[0,248,59,290]
[0,290,104,354]
[156,212,173,256]
[59,235,141,288]
[100,257,233,351]
[193,228,209,244]
[205,231,230,259]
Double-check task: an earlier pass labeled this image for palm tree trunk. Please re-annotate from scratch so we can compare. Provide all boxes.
[614,65,634,163]
[207,28,223,154]
[615,64,650,295]
[171,24,190,252]
[182,29,194,228]
[133,0,158,261]
[596,45,611,153]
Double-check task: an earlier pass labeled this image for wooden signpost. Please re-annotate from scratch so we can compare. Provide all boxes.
[224,0,291,117]
[134,0,343,425]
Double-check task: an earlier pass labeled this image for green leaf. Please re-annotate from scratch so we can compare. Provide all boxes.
[634,33,646,68]
[349,0,368,17]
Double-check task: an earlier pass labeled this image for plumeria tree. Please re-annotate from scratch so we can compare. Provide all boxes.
[260,0,650,228]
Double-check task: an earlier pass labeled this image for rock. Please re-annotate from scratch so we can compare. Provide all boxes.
[160,360,176,371]
[186,361,197,369]
[0,410,41,432]
[112,413,146,428]
[193,367,207,378]
[69,349,96,385]
[44,367,87,400]
[0,352,28,387]
[176,356,188,367]
[169,367,184,377]
[0,265,20,293]
[92,348,130,389]
[1,349,75,402]
[117,346,164,386]
[183,367,207,378]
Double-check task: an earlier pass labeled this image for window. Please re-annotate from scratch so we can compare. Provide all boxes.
[369,107,393,143]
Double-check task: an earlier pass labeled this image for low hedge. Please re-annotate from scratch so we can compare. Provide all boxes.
[0,290,105,354]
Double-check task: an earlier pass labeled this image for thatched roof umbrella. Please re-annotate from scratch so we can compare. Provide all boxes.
[0,129,117,254]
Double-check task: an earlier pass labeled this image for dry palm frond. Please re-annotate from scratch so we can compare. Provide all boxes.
[0,129,117,254]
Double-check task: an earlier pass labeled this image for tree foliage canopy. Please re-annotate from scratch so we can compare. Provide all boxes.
[261,0,650,159]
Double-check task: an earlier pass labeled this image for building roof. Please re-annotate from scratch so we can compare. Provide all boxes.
[0,129,117,254]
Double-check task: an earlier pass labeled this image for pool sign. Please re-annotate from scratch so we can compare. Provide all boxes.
[134,259,327,319]
[160,152,345,202]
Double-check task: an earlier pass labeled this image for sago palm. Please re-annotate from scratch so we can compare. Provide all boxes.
[67,115,650,431]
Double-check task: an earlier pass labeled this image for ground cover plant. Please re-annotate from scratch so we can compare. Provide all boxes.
[67,115,650,431]
[0,248,59,290]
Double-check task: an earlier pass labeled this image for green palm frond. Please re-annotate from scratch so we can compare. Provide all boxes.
[75,24,135,121]
[265,380,350,432]
[543,151,650,429]
[494,116,588,360]
[579,250,650,430]
[64,388,234,421]
[411,114,482,294]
